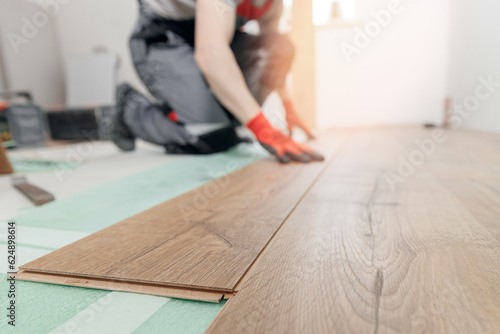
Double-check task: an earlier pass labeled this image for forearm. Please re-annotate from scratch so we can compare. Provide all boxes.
[276,85,290,101]
[195,44,260,123]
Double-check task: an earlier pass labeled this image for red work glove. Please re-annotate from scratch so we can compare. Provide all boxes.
[283,100,315,139]
[247,112,324,164]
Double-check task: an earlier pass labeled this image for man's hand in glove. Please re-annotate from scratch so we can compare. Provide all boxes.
[247,112,324,164]
[283,100,315,139]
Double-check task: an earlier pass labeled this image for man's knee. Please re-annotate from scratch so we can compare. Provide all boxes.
[268,33,295,64]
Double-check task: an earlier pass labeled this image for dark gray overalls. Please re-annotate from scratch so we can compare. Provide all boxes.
[125,0,294,154]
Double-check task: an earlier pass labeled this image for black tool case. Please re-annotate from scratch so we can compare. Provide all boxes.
[46,106,115,141]
[0,91,48,148]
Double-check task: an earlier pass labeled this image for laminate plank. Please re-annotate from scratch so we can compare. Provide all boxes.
[20,132,349,294]
[207,128,500,333]
[423,129,500,238]
[12,177,55,206]
[14,270,224,303]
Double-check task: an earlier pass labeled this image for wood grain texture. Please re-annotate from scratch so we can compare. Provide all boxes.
[15,270,224,303]
[20,133,349,294]
[207,128,500,333]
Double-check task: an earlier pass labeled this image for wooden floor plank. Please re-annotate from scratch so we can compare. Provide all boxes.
[15,270,224,303]
[207,128,500,333]
[424,129,500,238]
[19,132,350,294]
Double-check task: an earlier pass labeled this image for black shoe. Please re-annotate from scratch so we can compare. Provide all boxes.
[164,126,252,155]
[111,84,136,151]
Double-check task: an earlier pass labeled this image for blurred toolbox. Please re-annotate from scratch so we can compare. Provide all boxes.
[0,91,47,148]
[46,106,115,141]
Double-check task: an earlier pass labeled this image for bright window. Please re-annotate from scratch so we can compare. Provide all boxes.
[313,0,356,25]
[282,0,356,27]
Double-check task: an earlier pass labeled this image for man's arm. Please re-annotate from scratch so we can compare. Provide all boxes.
[194,0,260,123]
[258,0,316,139]
[195,0,323,163]
[259,0,283,34]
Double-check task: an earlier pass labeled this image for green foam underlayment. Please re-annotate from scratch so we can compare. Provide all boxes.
[0,280,109,334]
[132,299,226,334]
[13,143,266,233]
[0,144,266,334]
[10,158,82,174]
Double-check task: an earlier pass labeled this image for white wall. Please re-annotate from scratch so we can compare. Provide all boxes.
[0,0,142,107]
[0,0,64,108]
[3,0,498,134]
[53,0,143,93]
[448,0,500,133]
[315,0,451,128]
[0,67,4,92]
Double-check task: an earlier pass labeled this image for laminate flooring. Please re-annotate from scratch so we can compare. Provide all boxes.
[18,128,500,333]
[207,128,500,333]
[18,132,348,300]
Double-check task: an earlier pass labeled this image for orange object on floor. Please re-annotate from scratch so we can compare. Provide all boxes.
[0,137,14,174]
